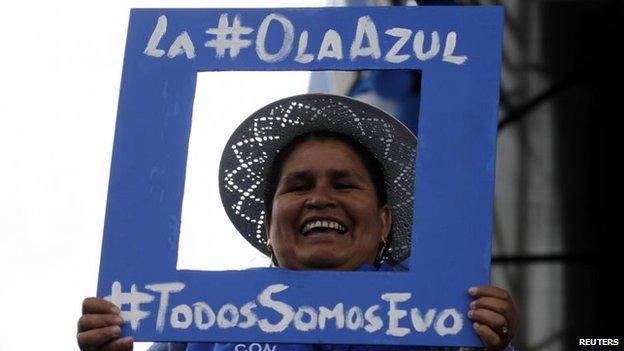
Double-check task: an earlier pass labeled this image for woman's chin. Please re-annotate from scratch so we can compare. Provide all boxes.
[296,252,360,271]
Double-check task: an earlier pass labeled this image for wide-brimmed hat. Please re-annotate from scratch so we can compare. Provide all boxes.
[218,93,416,264]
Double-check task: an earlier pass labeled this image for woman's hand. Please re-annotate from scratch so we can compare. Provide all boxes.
[77,297,133,351]
[468,286,517,351]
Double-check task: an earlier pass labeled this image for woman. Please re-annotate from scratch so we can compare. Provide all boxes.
[78,94,517,351]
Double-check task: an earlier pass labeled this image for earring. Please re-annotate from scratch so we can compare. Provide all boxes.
[266,238,275,267]
[377,237,387,260]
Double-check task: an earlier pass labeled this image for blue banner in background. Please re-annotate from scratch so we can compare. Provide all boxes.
[98,6,503,347]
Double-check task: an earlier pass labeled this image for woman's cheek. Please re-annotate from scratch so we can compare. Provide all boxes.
[345,194,378,217]
[272,198,302,239]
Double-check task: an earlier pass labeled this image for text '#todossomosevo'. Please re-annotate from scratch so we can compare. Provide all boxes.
[106,282,464,337]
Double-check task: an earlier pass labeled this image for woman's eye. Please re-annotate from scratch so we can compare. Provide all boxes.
[335,183,356,189]
[286,184,308,192]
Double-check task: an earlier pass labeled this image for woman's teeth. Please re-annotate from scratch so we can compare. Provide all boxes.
[301,220,347,235]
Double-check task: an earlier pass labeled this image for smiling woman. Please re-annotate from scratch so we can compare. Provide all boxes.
[218,94,417,269]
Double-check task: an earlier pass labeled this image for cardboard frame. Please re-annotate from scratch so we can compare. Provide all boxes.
[97,6,503,347]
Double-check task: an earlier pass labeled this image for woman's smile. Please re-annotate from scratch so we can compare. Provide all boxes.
[299,217,348,236]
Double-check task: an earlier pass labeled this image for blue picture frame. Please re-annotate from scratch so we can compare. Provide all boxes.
[97,6,504,347]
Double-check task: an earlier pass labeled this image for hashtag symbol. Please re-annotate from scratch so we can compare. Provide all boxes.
[105,281,155,331]
[205,13,254,58]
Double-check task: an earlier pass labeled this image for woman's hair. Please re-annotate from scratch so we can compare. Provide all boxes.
[263,130,388,216]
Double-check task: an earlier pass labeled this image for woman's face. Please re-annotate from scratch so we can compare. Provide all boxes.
[267,139,391,271]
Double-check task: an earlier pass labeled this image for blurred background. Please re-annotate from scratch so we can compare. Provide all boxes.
[0,0,620,350]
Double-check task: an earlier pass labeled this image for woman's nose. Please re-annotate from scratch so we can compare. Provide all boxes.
[305,185,336,209]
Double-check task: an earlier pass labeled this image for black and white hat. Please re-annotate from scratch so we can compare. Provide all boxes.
[219,93,416,263]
